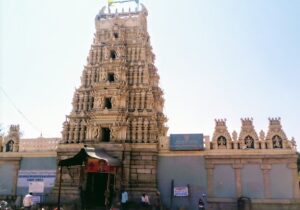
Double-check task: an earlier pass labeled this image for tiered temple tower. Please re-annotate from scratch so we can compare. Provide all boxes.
[55,3,167,205]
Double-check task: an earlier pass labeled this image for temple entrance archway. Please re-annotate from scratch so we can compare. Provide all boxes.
[58,147,120,210]
[86,173,107,207]
[85,172,115,208]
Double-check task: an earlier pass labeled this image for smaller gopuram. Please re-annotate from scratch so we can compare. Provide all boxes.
[1,125,20,153]
[0,125,58,200]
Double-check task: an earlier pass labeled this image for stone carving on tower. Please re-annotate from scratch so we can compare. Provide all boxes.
[207,118,296,151]
[1,125,20,152]
[61,5,167,145]
[265,117,288,149]
[238,118,259,149]
[212,119,232,149]
[56,3,167,203]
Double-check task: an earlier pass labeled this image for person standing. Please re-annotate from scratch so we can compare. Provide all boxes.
[141,193,150,207]
[79,186,86,210]
[23,192,33,210]
[121,189,128,210]
[198,196,205,210]
[154,192,161,210]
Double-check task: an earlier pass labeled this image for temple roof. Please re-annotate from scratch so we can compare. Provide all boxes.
[58,147,121,167]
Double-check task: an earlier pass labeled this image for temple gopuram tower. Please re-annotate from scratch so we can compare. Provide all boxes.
[55,2,167,207]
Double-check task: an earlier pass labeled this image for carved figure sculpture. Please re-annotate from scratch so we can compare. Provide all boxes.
[245,136,254,148]
[6,140,14,152]
[272,135,282,148]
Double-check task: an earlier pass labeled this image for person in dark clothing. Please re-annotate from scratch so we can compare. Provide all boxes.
[154,192,161,210]
[198,197,205,210]
[79,186,85,210]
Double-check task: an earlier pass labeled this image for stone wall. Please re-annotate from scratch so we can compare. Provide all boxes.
[0,163,16,196]
[17,157,57,196]
[157,152,207,210]
[157,148,300,210]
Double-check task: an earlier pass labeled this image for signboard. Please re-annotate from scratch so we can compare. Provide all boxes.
[86,159,116,173]
[17,170,56,188]
[86,159,101,172]
[174,186,189,197]
[29,182,44,193]
[31,196,40,204]
[170,134,204,151]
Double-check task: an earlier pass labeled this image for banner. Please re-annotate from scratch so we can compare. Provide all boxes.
[86,159,101,173]
[86,159,117,173]
[29,182,44,193]
[170,134,204,151]
[174,186,189,197]
[17,170,56,188]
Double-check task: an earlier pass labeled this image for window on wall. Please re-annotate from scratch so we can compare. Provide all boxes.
[107,73,115,82]
[102,128,110,142]
[113,32,119,39]
[104,97,112,109]
[244,135,254,148]
[110,50,117,60]
[90,97,94,110]
[272,135,283,148]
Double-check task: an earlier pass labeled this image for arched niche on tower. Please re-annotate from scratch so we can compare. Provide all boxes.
[212,119,232,149]
[217,136,227,149]
[5,140,14,152]
[110,50,117,60]
[272,135,283,149]
[244,135,254,149]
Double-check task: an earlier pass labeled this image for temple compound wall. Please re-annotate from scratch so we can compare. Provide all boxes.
[0,125,58,203]
[0,119,299,210]
[158,118,300,210]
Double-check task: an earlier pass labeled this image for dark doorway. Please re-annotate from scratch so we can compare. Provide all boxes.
[102,128,110,142]
[107,73,115,82]
[86,173,108,207]
[104,98,112,109]
[110,50,117,60]
[85,173,115,208]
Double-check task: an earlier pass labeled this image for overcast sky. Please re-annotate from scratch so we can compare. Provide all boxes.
[1,0,300,149]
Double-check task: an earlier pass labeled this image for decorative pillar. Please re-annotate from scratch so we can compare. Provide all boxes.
[206,164,214,197]
[137,118,142,141]
[12,161,20,195]
[261,164,272,198]
[267,141,273,149]
[288,163,300,198]
[123,145,132,188]
[260,140,266,149]
[233,164,243,197]
[69,125,74,142]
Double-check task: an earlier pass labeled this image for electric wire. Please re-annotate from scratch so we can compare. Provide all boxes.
[0,85,41,133]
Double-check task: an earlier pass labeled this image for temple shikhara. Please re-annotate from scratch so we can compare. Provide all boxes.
[55,2,167,207]
[0,2,299,210]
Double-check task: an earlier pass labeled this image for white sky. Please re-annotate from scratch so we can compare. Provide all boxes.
[1,0,300,150]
